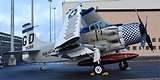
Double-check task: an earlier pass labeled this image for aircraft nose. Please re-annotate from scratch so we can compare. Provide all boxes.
[121,23,141,46]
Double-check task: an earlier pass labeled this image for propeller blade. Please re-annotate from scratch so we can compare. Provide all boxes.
[144,16,154,52]
[141,34,146,50]
[145,16,148,29]
[135,9,146,50]
[141,16,149,50]
[135,9,144,27]
[135,8,145,34]
[146,34,154,52]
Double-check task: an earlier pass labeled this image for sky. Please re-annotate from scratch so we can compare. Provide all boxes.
[0,0,65,42]
[0,0,92,42]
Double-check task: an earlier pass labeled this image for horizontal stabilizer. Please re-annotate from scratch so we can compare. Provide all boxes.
[4,49,40,55]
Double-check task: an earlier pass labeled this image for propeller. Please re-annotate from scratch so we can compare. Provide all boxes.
[135,9,154,52]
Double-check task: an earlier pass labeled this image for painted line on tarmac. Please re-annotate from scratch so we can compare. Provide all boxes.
[121,78,160,80]
[128,60,160,63]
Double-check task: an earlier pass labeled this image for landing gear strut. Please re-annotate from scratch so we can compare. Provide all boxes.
[119,61,128,70]
[40,63,46,71]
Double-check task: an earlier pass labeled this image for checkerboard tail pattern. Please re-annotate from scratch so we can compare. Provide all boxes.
[122,23,141,46]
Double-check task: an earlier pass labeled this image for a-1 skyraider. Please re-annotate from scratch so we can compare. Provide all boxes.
[6,3,154,75]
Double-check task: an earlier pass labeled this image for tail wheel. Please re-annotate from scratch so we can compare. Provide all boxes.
[40,63,46,71]
[119,61,128,70]
[94,64,105,75]
[40,67,44,71]
[0,66,3,69]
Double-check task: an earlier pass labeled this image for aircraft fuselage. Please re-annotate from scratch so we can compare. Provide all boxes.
[80,21,141,53]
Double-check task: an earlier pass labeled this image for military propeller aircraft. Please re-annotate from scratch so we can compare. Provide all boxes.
[6,3,154,75]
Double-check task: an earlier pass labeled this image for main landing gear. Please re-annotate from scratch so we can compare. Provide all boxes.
[91,48,109,76]
[118,61,131,70]
[40,62,46,71]
[91,61,130,76]
[94,64,105,75]
[90,48,131,76]
[91,64,109,76]
[119,61,128,70]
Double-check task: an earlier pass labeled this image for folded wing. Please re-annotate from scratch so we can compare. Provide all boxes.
[54,3,82,49]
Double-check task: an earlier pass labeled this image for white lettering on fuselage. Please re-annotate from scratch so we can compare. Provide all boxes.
[42,49,55,57]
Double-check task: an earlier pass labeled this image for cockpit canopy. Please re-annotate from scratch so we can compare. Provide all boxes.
[89,21,110,31]
[81,21,111,33]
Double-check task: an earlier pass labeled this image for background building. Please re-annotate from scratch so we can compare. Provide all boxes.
[62,0,160,54]
[0,32,22,62]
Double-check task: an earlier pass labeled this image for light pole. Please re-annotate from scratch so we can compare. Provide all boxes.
[48,0,52,42]
[53,7,56,43]
[31,0,34,27]
[11,0,14,52]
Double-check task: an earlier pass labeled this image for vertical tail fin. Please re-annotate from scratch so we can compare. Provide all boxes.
[22,23,48,51]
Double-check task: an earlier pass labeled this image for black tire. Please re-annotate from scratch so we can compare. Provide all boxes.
[94,64,105,75]
[119,61,128,70]
[0,66,3,69]
[40,67,44,71]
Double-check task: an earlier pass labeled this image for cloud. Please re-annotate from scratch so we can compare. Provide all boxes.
[0,13,10,34]
[0,14,10,26]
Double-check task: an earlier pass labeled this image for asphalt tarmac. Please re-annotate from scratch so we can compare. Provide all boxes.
[0,56,160,80]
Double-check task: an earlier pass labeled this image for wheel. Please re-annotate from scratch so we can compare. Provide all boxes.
[94,64,105,75]
[119,61,128,70]
[40,67,44,71]
[40,63,46,71]
[0,66,3,69]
